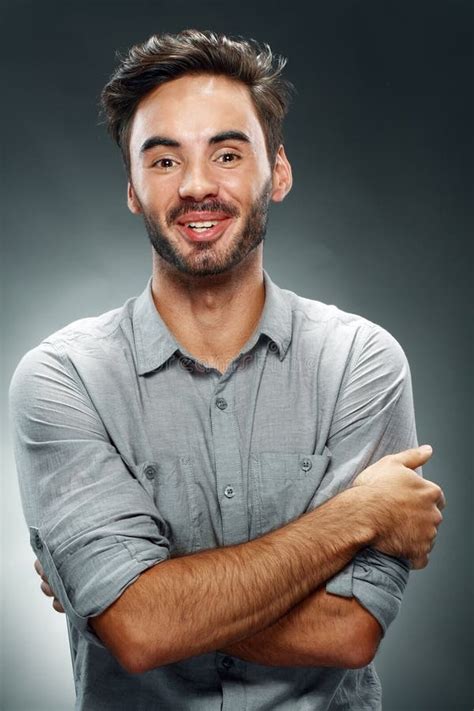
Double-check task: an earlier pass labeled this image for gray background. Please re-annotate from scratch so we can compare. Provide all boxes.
[1,0,472,709]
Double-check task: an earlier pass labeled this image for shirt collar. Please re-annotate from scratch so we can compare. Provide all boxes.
[132,269,292,376]
[256,269,293,360]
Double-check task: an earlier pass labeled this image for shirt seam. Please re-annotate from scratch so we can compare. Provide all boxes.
[44,308,133,350]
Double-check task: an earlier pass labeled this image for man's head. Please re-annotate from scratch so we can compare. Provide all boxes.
[100,30,294,277]
[101,29,293,175]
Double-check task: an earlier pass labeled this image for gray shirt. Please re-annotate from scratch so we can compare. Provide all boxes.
[9,270,416,711]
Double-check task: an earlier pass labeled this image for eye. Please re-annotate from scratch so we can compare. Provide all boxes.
[216,152,241,164]
[152,157,178,170]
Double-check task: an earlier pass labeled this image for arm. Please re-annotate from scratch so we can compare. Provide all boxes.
[12,339,442,674]
[35,559,379,668]
[220,587,382,669]
[42,445,436,674]
[9,339,372,671]
[91,444,438,673]
[90,488,378,672]
[220,324,434,667]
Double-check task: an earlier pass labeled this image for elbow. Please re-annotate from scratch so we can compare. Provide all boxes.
[120,640,188,674]
[341,613,382,669]
[120,654,154,676]
[109,634,170,675]
[343,641,378,669]
[112,626,173,674]
[90,611,167,675]
[117,641,154,675]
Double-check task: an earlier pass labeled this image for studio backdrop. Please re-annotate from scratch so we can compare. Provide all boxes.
[2,1,471,710]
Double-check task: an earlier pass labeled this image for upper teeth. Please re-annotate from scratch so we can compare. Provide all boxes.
[187,221,218,228]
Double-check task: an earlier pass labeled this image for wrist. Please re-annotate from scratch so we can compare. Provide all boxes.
[337,486,377,548]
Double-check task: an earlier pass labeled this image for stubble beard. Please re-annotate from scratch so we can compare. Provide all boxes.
[140,178,273,277]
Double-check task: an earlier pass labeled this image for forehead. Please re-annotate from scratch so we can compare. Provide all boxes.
[129,74,266,152]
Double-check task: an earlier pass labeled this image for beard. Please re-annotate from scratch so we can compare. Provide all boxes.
[140,178,273,277]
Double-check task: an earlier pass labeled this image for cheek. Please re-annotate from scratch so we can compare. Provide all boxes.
[221,173,262,204]
[137,180,177,216]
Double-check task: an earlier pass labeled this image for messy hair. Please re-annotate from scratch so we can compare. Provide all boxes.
[100,29,294,175]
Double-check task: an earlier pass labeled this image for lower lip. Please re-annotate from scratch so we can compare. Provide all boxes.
[176,218,233,243]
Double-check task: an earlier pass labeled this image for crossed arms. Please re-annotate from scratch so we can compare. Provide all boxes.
[11,328,444,674]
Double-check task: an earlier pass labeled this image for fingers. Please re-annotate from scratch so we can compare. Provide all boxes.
[427,482,446,513]
[35,558,65,613]
[34,558,44,578]
[409,524,440,570]
[392,446,446,514]
[40,580,55,597]
[436,488,447,511]
[52,599,65,614]
[391,444,433,469]
[34,558,49,584]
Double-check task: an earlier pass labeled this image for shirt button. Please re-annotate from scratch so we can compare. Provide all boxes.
[224,486,235,498]
[144,465,156,480]
[34,532,43,550]
[215,397,228,410]
[222,656,234,669]
[299,457,312,473]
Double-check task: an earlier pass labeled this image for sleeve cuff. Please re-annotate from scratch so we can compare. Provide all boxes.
[30,526,168,648]
[325,561,355,597]
[325,548,410,635]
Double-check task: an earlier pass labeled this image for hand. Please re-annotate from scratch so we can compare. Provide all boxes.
[34,558,65,613]
[352,445,445,569]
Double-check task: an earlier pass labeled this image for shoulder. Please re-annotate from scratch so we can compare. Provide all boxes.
[43,296,135,354]
[284,287,409,370]
[9,296,136,403]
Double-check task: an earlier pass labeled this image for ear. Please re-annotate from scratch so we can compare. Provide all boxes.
[127,181,142,215]
[271,145,293,203]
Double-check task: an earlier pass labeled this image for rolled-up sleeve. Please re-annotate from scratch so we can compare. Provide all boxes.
[9,340,170,646]
[323,323,419,634]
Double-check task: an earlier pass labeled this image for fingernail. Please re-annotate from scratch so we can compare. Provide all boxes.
[419,444,433,453]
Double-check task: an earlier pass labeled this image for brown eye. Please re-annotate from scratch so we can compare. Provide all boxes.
[153,158,176,169]
[217,152,241,164]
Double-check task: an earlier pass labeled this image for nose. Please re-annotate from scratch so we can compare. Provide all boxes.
[178,160,219,202]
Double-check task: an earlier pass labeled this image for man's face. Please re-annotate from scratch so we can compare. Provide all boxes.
[127,74,291,277]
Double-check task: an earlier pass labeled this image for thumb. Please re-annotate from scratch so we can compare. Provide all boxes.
[392,444,433,468]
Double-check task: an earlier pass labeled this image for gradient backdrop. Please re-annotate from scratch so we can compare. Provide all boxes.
[2,1,472,709]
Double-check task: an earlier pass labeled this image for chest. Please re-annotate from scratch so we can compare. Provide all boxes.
[77,344,348,556]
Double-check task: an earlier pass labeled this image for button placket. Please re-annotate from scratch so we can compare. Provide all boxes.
[211,378,248,545]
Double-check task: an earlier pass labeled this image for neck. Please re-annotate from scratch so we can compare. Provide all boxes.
[150,249,266,372]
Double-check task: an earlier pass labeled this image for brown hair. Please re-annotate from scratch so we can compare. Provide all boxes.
[100,29,294,176]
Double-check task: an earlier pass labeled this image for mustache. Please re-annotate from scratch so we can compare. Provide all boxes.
[166,199,240,226]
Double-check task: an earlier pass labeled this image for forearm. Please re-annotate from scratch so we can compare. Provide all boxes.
[220,586,382,668]
[91,487,374,672]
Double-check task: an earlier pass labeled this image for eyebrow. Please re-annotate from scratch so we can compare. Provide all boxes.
[140,130,251,154]
[209,130,251,145]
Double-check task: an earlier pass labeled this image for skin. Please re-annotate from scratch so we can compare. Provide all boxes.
[36,446,445,672]
[34,74,446,672]
[126,74,292,372]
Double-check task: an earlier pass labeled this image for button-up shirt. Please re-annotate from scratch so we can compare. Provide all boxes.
[9,270,416,710]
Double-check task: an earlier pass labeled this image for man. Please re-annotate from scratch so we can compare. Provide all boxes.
[9,29,444,710]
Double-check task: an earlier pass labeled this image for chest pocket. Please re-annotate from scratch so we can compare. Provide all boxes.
[139,454,202,556]
[251,448,332,537]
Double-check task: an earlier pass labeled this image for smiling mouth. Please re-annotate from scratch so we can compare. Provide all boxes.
[186,220,219,232]
[176,214,234,243]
